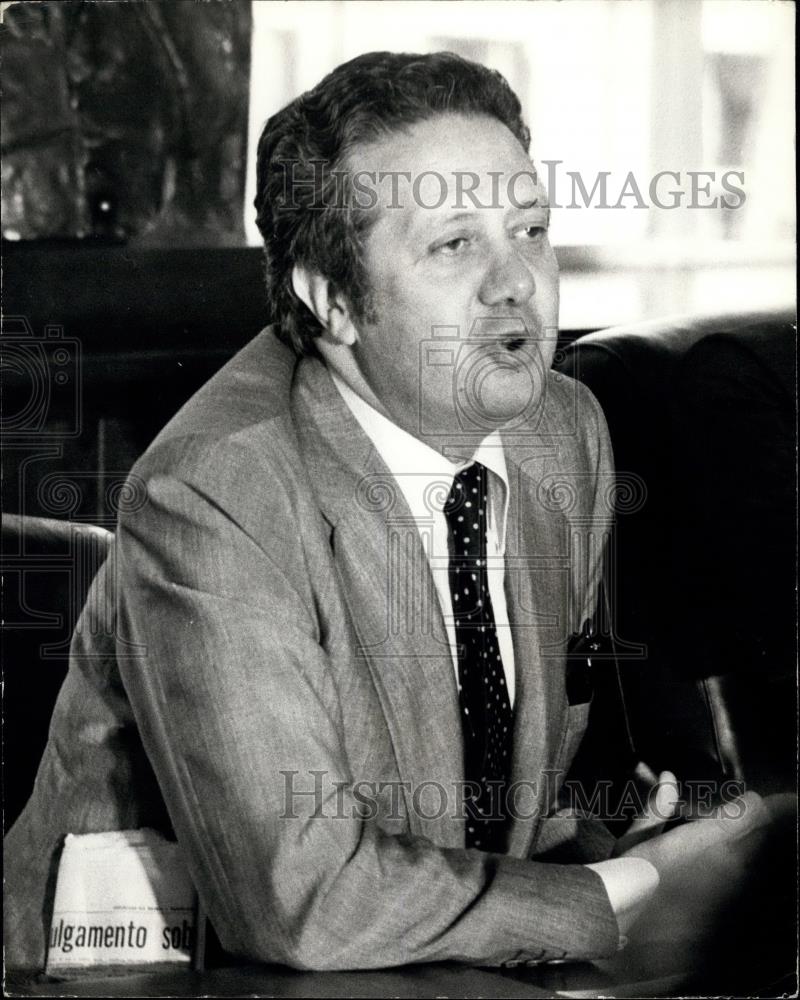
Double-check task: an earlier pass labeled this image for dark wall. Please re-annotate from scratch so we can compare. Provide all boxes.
[2,242,270,524]
[1,0,251,245]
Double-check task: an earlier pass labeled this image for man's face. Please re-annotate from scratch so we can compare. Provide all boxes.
[347,112,559,445]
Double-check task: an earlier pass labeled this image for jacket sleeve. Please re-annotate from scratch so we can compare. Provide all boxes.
[116,433,619,971]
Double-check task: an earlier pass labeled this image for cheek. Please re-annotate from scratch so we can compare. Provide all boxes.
[543,254,561,302]
[373,276,456,343]
[540,336,558,374]
[368,250,490,347]
[530,260,560,330]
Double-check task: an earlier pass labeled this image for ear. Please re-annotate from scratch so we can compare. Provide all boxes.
[291,265,358,346]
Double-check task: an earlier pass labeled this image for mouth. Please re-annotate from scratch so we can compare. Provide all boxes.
[503,334,527,352]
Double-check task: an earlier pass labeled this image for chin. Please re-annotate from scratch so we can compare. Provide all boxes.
[463,369,545,429]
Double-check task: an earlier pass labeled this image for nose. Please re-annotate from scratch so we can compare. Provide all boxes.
[478,247,536,307]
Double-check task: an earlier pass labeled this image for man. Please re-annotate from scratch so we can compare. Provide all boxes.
[4,51,767,971]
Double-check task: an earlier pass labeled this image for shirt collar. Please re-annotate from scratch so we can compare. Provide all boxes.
[330,370,509,530]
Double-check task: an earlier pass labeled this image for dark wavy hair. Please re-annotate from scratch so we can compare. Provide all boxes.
[254,51,531,356]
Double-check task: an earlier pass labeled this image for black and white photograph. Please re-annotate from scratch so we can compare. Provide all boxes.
[1,1,796,996]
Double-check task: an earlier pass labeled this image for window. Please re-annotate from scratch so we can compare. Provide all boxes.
[245,0,794,329]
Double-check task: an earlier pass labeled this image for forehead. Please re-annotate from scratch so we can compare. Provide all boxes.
[346,113,544,223]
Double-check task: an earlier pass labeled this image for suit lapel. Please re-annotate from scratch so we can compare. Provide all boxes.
[292,356,465,847]
[503,447,571,858]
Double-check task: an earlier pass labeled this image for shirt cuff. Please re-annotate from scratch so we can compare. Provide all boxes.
[585,857,660,939]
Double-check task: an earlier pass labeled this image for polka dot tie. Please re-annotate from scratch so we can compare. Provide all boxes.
[444,461,513,853]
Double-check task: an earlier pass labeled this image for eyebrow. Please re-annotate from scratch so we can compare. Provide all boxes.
[409,209,478,240]
[439,211,479,224]
[421,201,548,226]
[408,197,550,240]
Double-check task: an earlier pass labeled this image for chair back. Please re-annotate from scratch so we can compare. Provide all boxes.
[556,309,796,793]
[2,514,112,830]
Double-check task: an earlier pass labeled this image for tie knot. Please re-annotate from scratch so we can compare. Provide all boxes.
[443,461,487,525]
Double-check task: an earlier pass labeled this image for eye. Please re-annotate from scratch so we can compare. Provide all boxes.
[514,224,547,241]
[432,235,470,256]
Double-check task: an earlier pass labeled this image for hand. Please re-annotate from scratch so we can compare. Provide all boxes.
[616,789,787,952]
[588,768,679,934]
[612,769,680,857]
[589,767,679,934]
[597,782,791,944]
[621,788,770,870]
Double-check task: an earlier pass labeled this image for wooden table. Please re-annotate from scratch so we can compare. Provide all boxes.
[7,810,795,998]
[8,914,795,1000]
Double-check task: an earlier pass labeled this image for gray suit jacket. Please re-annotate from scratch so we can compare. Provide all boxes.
[5,329,619,970]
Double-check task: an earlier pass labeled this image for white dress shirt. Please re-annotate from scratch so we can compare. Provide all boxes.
[331,371,516,706]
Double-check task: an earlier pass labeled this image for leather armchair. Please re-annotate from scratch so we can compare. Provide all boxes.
[556,309,796,796]
[1,515,112,831]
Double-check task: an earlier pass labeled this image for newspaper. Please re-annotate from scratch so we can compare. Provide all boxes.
[45,829,198,977]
